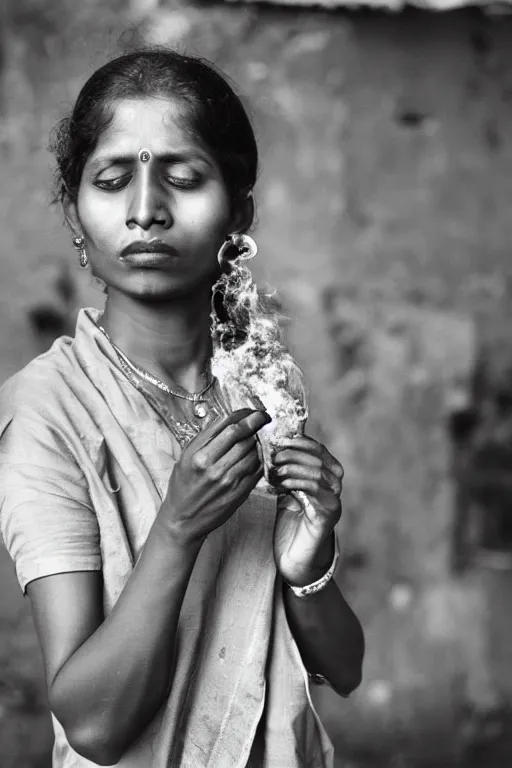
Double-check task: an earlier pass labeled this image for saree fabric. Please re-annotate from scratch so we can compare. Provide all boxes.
[0,307,334,768]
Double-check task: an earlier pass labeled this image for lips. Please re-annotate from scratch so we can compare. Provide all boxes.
[120,239,178,264]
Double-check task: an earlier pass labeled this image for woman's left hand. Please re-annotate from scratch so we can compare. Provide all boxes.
[269,436,344,587]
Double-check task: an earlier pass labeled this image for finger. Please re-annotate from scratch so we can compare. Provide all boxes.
[215,435,261,476]
[236,464,265,501]
[236,449,263,480]
[226,453,264,496]
[276,492,303,514]
[195,410,271,464]
[271,453,342,493]
[194,408,265,447]
[211,410,271,460]
[277,482,342,519]
[270,462,330,489]
[220,447,262,486]
[274,438,344,480]
[256,438,264,466]
[272,449,322,469]
[270,464,342,501]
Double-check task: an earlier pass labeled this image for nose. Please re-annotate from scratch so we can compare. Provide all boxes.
[126,164,172,232]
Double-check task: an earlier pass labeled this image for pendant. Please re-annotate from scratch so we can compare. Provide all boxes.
[174,421,201,446]
[193,401,208,419]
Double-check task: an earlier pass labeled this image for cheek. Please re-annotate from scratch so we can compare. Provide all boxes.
[181,190,231,240]
[77,188,122,251]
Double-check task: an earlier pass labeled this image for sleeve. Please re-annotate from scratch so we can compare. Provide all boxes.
[0,411,102,594]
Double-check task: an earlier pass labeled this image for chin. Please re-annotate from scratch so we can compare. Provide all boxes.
[119,271,215,303]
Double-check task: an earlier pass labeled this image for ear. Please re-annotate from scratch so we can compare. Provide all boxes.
[229,194,255,235]
[62,192,83,240]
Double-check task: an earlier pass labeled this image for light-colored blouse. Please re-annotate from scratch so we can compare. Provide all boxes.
[0,307,334,768]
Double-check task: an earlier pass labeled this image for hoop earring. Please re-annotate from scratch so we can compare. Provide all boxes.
[72,236,88,268]
[217,233,257,268]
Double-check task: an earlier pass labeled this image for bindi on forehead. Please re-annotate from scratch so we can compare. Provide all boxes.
[86,146,214,172]
[87,99,211,165]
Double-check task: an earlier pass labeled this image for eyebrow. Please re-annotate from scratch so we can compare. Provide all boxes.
[88,151,213,172]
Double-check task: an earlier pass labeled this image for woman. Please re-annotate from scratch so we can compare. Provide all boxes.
[0,49,364,767]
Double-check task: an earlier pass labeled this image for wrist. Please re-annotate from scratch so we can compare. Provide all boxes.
[309,535,335,577]
[284,533,339,597]
[287,544,333,587]
[152,511,206,558]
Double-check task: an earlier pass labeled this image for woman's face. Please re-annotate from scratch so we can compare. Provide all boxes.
[71,97,233,301]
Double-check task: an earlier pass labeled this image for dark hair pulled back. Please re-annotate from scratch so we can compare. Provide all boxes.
[50,48,258,210]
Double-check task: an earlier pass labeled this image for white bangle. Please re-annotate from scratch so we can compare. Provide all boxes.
[287,534,340,598]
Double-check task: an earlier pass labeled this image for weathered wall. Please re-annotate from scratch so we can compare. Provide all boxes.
[1,3,512,766]
[144,8,512,762]
[0,4,137,764]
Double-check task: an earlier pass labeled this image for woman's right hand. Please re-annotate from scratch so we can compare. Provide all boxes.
[159,408,271,545]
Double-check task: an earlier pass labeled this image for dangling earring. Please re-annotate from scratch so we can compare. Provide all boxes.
[217,233,258,268]
[72,236,88,268]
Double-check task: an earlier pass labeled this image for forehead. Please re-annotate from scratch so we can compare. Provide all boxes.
[90,97,204,158]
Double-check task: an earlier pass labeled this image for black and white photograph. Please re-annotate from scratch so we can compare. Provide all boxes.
[0,1,511,766]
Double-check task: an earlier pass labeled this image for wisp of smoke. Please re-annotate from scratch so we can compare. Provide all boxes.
[210,258,309,486]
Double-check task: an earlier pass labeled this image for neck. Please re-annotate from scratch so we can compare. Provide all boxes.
[99,288,213,392]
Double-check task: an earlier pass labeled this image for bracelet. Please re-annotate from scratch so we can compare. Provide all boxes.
[287,533,340,598]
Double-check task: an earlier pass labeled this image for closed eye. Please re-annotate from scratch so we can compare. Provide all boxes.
[94,174,131,191]
[93,170,203,193]
[165,174,202,190]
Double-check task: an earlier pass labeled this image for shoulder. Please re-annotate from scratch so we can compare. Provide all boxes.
[0,336,76,431]
[0,337,98,510]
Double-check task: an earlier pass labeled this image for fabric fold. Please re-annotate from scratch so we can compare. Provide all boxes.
[0,307,334,768]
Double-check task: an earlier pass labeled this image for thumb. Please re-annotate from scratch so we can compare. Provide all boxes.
[277,493,303,514]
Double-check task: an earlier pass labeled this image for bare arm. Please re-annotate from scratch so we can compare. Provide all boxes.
[30,523,201,765]
[27,408,270,766]
[271,438,365,697]
[282,541,364,696]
